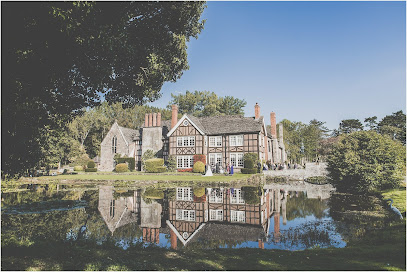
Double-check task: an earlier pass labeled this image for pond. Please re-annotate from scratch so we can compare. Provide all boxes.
[1,182,392,252]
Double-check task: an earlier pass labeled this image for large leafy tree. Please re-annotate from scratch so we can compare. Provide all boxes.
[168,91,247,117]
[2,2,206,176]
[327,131,406,193]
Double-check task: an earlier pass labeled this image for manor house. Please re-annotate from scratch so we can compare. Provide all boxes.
[99,103,286,171]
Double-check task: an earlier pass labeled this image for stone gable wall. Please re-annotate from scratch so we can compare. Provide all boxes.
[99,123,130,171]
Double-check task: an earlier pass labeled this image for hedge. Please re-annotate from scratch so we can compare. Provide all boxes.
[87,160,96,169]
[73,166,84,171]
[241,168,257,174]
[85,168,97,172]
[115,163,129,172]
[116,157,135,171]
[178,168,193,172]
[193,161,205,173]
[145,158,166,173]
[193,154,206,165]
[193,187,205,198]
[143,188,164,199]
[244,159,254,169]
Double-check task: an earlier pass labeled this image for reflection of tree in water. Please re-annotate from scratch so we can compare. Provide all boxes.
[328,193,391,241]
[269,221,341,249]
[286,192,329,220]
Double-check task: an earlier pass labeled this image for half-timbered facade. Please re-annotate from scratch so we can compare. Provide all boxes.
[99,103,286,171]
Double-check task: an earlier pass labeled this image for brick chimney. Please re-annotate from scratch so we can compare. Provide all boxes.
[145,113,149,127]
[270,112,277,137]
[152,113,157,127]
[171,104,178,129]
[255,103,260,119]
[148,113,153,127]
[157,112,161,127]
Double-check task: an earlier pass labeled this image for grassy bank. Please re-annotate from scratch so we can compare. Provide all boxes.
[2,220,405,271]
[381,186,406,214]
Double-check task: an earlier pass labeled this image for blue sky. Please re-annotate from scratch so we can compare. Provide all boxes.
[148,1,406,130]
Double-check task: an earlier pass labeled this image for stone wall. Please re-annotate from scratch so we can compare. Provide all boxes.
[141,127,163,156]
[263,162,328,180]
[99,122,130,171]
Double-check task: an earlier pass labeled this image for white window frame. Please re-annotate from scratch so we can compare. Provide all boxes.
[230,153,244,168]
[176,209,195,221]
[177,187,193,201]
[230,135,243,146]
[209,209,223,221]
[209,189,223,203]
[177,156,194,168]
[209,136,222,147]
[112,136,117,153]
[209,153,222,167]
[230,189,245,204]
[177,136,195,147]
[231,210,245,222]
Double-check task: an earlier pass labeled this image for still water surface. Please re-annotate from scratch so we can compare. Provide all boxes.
[1,182,389,251]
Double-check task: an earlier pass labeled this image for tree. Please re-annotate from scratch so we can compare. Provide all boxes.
[364,116,378,131]
[168,90,246,117]
[338,119,363,134]
[2,2,206,176]
[377,111,406,145]
[327,131,406,193]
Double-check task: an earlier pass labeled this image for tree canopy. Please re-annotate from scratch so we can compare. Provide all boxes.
[2,2,206,176]
[327,131,406,193]
[168,91,247,117]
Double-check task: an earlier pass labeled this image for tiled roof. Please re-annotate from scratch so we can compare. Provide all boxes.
[193,115,264,135]
[118,125,139,144]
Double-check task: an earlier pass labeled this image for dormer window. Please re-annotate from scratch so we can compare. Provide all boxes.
[112,136,117,153]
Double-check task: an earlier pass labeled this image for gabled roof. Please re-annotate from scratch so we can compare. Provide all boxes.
[167,114,266,137]
[117,125,139,144]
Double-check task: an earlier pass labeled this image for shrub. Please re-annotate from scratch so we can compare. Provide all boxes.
[73,166,84,171]
[193,154,206,165]
[193,161,205,173]
[143,188,164,199]
[193,187,205,198]
[73,154,90,168]
[241,168,257,174]
[305,176,328,185]
[141,150,156,169]
[85,168,97,172]
[87,160,96,168]
[145,158,166,173]
[116,157,135,171]
[244,158,254,169]
[327,131,406,193]
[242,186,262,204]
[166,155,177,172]
[244,153,258,164]
[115,163,129,173]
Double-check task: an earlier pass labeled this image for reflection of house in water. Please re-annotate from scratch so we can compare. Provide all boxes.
[98,186,294,249]
[166,187,287,249]
[98,186,163,244]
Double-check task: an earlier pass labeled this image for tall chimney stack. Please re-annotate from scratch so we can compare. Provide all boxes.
[152,113,157,127]
[148,113,153,127]
[157,112,161,127]
[279,123,284,140]
[145,113,149,127]
[171,104,178,129]
[270,112,277,137]
[254,103,260,119]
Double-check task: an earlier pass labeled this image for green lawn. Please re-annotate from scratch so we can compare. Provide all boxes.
[34,172,255,183]
[2,220,405,271]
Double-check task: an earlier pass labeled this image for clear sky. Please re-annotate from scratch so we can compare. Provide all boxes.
[148,1,406,130]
